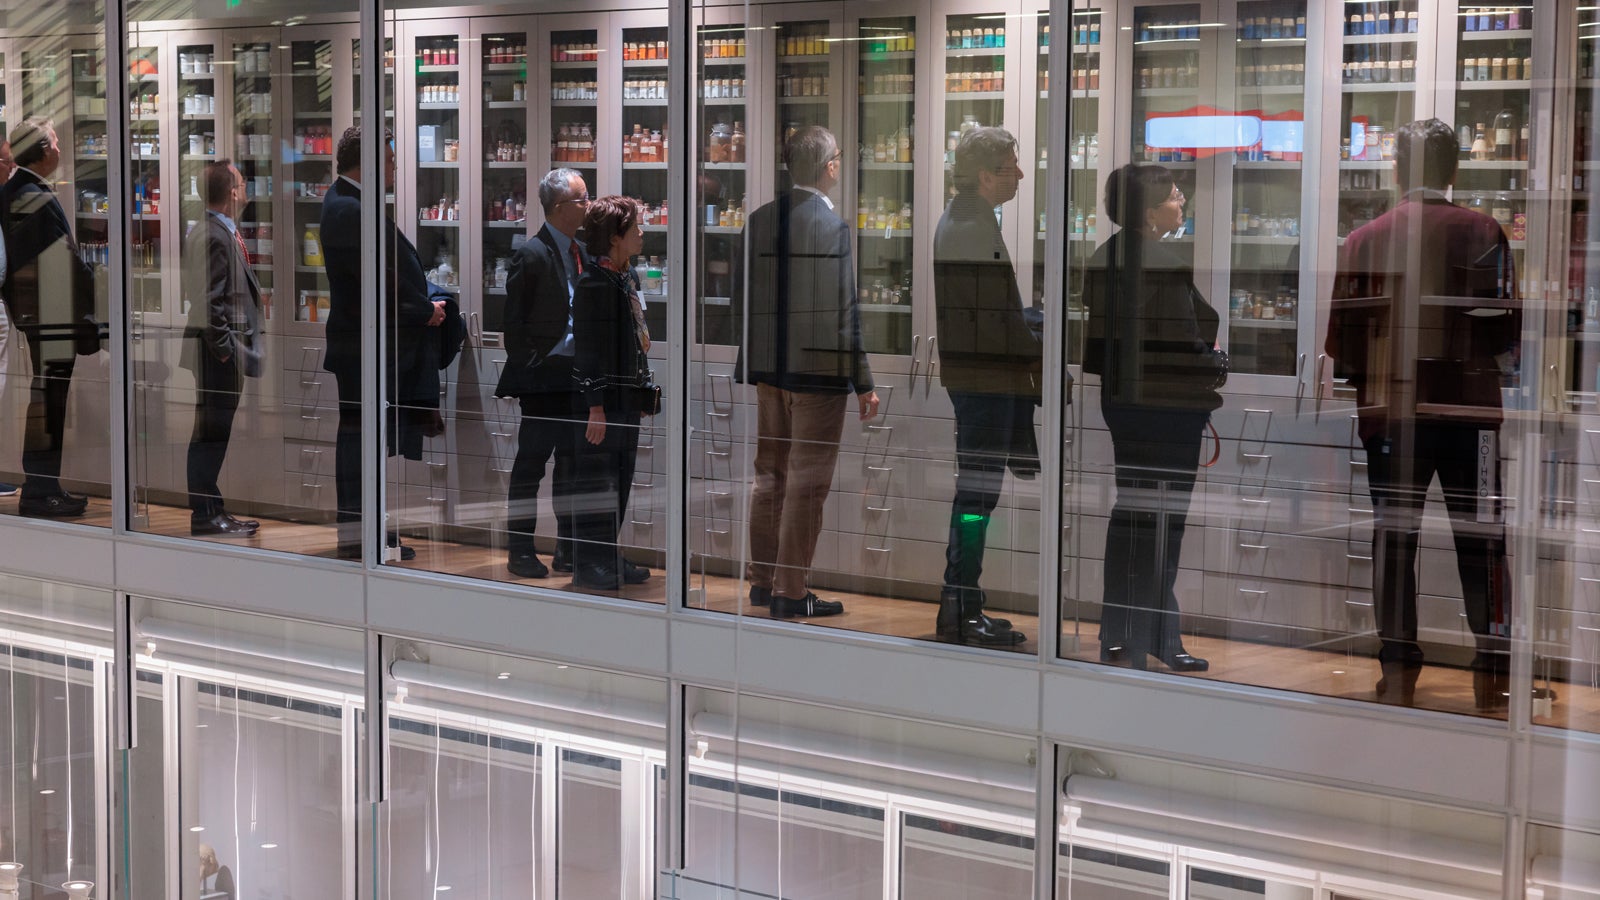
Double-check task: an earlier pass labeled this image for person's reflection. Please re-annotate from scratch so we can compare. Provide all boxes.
[738,126,878,620]
[321,126,446,559]
[0,118,99,518]
[0,140,17,501]
[932,126,1035,647]
[181,161,263,537]
[1326,118,1519,709]
[197,843,234,900]
[1083,164,1226,673]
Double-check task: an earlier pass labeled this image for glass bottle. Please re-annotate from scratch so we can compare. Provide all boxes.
[1493,108,1516,161]
[1471,123,1490,161]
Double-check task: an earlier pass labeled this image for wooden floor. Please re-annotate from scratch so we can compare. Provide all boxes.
[20,495,1600,733]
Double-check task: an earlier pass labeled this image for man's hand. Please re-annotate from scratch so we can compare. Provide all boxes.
[857,390,880,421]
[586,406,607,445]
[427,299,447,326]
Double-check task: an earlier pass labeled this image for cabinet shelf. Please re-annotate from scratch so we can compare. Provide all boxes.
[1460,29,1532,42]
[486,220,527,229]
[180,72,217,81]
[702,225,741,235]
[1136,87,1200,98]
[1342,34,1416,45]
[419,161,459,169]
[486,100,525,110]
[1230,318,1297,330]
[859,303,912,312]
[1236,84,1305,95]
[550,98,598,107]
[485,161,526,169]
[1234,161,1301,171]
[625,98,670,107]
[1459,160,1527,171]
[945,48,1005,58]
[416,64,459,74]
[860,162,914,171]
[641,224,667,233]
[294,111,334,119]
[1342,82,1416,93]
[778,54,830,63]
[623,162,668,170]
[1230,235,1300,246]
[418,102,460,110]
[1235,38,1307,47]
[703,97,747,106]
[485,62,528,74]
[862,93,914,103]
[551,60,599,70]
[703,162,745,171]
[946,91,1006,101]
[861,51,916,61]
[417,219,460,227]
[1340,160,1391,170]
[778,96,825,105]
[859,228,913,239]
[623,58,670,68]
[293,153,333,162]
[1457,80,1531,91]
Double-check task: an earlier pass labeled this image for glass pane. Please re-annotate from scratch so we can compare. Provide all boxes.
[126,0,362,555]
[1057,842,1170,899]
[900,814,1033,898]
[1186,867,1312,900]
[559,749,623,897]
[0,579,111,900]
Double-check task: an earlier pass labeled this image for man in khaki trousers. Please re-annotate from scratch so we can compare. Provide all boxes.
[736,126,878,620]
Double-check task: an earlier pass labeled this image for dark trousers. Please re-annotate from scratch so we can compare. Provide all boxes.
[506,392,579,559]
[186,352,243,517]
[943,391,1038,598]
[20,336,74,499]
[572,407,641,571]
[1099,406,1207,657]
[1363,421,1509,662]
[334,371,362,527]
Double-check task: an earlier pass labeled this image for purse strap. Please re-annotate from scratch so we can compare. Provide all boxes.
[1201,420,1221,468]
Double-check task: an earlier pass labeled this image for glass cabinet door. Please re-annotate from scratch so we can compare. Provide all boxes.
[288,37,338,328]
[853,15,916,358]
[231,40,276,332]
[480,26,530,336]
[1225,0,1309,377]
[1061,7,1102,364]
[621,20,672,339]
[1335,3,1419,267]
[409,29,463,305]
[176,39,220,321]
[129,41,163,323]
[695,20,748,347]
[1449,4,1535,288]
[70,41,110,282]
[545,24,601,197]
[1126,2,1202,299]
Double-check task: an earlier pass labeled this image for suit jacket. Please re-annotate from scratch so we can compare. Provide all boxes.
[736,189,873,395]
[495,224,586,397]
[932,192,1041,397]
[573,264,651,413]
[180,211,264,377]
[0,167,98,355]
[1082,230,1224,414]
[1326,190,1518,441]
[319,177,438,407]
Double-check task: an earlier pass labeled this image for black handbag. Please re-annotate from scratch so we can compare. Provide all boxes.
[632,381,663,415]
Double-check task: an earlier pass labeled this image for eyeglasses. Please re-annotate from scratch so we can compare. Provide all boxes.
[558,195,591,207]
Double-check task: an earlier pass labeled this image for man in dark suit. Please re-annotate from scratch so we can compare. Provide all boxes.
[0,117,98,518]
[932,126,1038,647]
[180,160,264,537]
[321,126,446,558]
[1326,118,1520,709]
[736,126,878,620]
[495,168,591,579]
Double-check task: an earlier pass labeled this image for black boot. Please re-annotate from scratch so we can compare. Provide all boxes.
[937,587,1024,646]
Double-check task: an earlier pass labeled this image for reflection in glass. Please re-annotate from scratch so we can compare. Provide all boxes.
[901,813,1033,898]
[1186,867,1311,900]
[1057,843,1169,899]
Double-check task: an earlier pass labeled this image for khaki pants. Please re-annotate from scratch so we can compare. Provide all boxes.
[747,384,848,599]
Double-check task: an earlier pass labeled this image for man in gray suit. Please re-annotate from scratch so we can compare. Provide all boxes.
[181,160,263,537]
[737,126,878,620]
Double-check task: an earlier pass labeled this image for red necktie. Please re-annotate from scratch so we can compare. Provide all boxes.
[569,241,583,277]
[234,227,251,265]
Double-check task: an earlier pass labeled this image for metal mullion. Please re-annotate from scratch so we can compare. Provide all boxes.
[539,738,559,900]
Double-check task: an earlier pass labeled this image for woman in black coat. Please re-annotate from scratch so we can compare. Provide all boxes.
[570,196,654,589]
[1082,164,1227,672]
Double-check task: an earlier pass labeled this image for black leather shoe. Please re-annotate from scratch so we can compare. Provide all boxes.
[1099,644,1128,663]
[573,564,621,589]
[769,592,844,619]
[1157,652,1210,672]
[551,548,574,573]
[936,587,1013,637]
[1375,660,1421,706]
[622,561,651,584]
[955,616,1026,646]
[507,555,549,579]
[191,513,258,537]
[19,491,87,518]
[749,586,772,607]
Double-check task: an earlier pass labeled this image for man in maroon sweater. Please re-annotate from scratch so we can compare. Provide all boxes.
[1326,117,1520,710]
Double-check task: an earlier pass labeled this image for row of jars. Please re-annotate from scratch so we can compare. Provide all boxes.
[235,46,273,74]
[1063,69,1101,91]
[131,93,160,116]
[945,69,1005,93]
[554,43,602,62]
[490,140,527,162]
[419,45,460,67]
[178,51,217,75]
[622,41,669,61]
[703,37,746,59]
[944,26,1006,50]
[863,73,915,96]
[1137,66,1200,90]
[420,195,461,221]
[777,75,826,98]
[1344,7,1422,35]
[857,197,913,231]
[239,92,272,114]
[1340,59,1418,84]
[864,130,913,164]
[703,78,746,100]
[1239,63,1307,87]
[1461,57,1534,82]
[293,125,334,156]
[495,82,528,102]
[183,93,217,116]
[553,123,597,163]
[1232,210,1301,238]
[488,191,528,222]
[486,43,526,65]
[421,83,460,104]
[1240,15,1308,40]
[131,135,160,157]
[554,81,599,102]
[706,122,746,163]
[622,125,668,163]
[779,35,828,57]
[625,79,670,100]
[236,133,275,157]
[1229,288,1298,322]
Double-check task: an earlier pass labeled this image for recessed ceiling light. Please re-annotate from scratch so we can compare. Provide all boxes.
[1331,670,1346,675]
[437,887,452,893]
[189,826,205,833]
[38,789,55,796]
[496,673,510,680]
[260,843,278,850]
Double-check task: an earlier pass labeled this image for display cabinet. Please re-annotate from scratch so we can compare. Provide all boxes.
[1060,6,1104,363]
[693,15,749,348]
[621,15,674,340]
[477,19,531,335]
[853,14,917,360]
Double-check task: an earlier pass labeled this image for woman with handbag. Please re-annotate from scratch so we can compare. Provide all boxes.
[571,195,657,590]
[1082,164,1228,672]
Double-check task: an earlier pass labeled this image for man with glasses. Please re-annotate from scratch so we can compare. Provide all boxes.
[496,168,592,579]
[321,126,447,559]
[931,126,1038,646]
[737,125,878,620]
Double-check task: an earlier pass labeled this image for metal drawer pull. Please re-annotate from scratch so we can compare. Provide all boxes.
[301,447,323,455]
[705,450,731,458]
[490,465,512,474]
[1344,599,1374,608]
[867,465,893,472]
[866,424,892,432]
[705,489,730,497]
[1239,497,1271,505]
[1348,459,1368,467]
[1346,553,1372,561]
[490,431,513,438]
[301,481,323,489]
[1238,588,1268,595]
[427,496,445,503]
[706,410,730,418]
[866,505,892,513]
[426,461,447,469]
[704,527,730,536]
[1242,452,1271,460]
[1238,543,1268,550]
[866,546,891,553]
